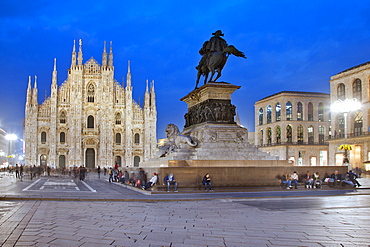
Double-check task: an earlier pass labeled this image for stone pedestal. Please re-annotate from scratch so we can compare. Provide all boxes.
[179,82,275,161]
[181,82,240,128]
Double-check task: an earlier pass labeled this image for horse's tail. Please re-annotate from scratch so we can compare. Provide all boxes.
[224,45,247,58]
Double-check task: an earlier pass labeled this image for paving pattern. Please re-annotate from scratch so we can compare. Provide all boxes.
[0,195,370,246]
[0,172,369,246]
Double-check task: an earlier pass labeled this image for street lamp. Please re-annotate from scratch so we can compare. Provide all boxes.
[331,98,361,163]
[5,134,17,166]
[331,98,361,139]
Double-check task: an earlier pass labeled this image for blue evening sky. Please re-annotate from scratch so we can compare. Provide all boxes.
[1,0,370,139]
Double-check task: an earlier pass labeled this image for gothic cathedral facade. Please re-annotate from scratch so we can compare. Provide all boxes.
[24,40,157,169]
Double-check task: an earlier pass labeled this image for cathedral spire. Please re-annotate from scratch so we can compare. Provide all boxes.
[34,75,37,89]
[108,41,113,67]
[70,40,76,69]
[150,80,156,109]
[77,39,83,65]
[32,76,38,106]
[126,60,132,90]
[144,79,150,109]
[51,58,57,96]
[26,76,32,106]
[102,41,107,67]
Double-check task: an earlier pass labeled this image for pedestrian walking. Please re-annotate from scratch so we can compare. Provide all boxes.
[97,166,101,178]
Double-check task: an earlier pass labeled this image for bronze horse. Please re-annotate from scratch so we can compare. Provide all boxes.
[195,45,246,89]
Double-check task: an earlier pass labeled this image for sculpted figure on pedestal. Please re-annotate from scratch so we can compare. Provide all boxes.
[158,124,198,157]
[195,30,246,88]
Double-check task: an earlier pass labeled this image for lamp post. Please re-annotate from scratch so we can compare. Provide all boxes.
[331,98,361,162]
[5,134,17,166]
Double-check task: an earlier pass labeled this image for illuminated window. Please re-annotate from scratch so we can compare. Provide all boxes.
[297,125,304,144]
[266,105,272,124]
[275,103,281,121]
[258,108,263,125]
[286,125,292,143]
[297,102,303,121]
[286,102,292,120]
[276,126,281,144]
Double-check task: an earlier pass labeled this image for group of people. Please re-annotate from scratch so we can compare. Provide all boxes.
[105,167,216,192]
[280,169,362,189]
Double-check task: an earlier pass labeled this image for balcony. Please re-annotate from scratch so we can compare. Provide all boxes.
[257,141,329,148]
[327,131,370,141]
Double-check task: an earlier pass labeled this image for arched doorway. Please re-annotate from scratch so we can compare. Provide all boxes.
[115,156,122,167]
[85,148,95,169]
[59,155,66,168]
[134,156,140,167]
[40,154,47,166]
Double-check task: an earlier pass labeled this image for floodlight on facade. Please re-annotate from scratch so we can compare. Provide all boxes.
[331,98,361,139]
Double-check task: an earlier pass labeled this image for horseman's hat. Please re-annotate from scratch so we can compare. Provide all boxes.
[212,30,224,36]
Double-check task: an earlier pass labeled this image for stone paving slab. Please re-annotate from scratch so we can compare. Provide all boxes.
[0,196,368,246]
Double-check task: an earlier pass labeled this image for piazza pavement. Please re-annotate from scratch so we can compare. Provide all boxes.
[0,171,369,247]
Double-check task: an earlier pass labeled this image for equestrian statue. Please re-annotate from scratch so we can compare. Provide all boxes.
[195,30,246,89]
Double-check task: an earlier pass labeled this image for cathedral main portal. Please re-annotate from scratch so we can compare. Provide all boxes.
[85,148,95,169]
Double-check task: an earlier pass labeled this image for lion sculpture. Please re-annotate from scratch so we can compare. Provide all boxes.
[158,124,198,157]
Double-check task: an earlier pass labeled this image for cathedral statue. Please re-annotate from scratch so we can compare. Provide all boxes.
[195,30,247,89]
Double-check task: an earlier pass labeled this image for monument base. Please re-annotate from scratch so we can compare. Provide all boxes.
[182,122,276,160]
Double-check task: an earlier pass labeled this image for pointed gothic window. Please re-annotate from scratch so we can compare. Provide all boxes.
[60,132,66,143]
[87,83,95,103]
[134,133,140,144]
[87,115,94,128]
[41,132,47,143]
[60,111,66,124]
[115,112,122,125]
[116,133,121,144]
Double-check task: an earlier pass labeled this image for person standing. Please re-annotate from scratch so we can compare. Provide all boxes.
[108,167,113,183]
[97,166,101,178]
[79,166,86,181]
[15,164,20,178]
